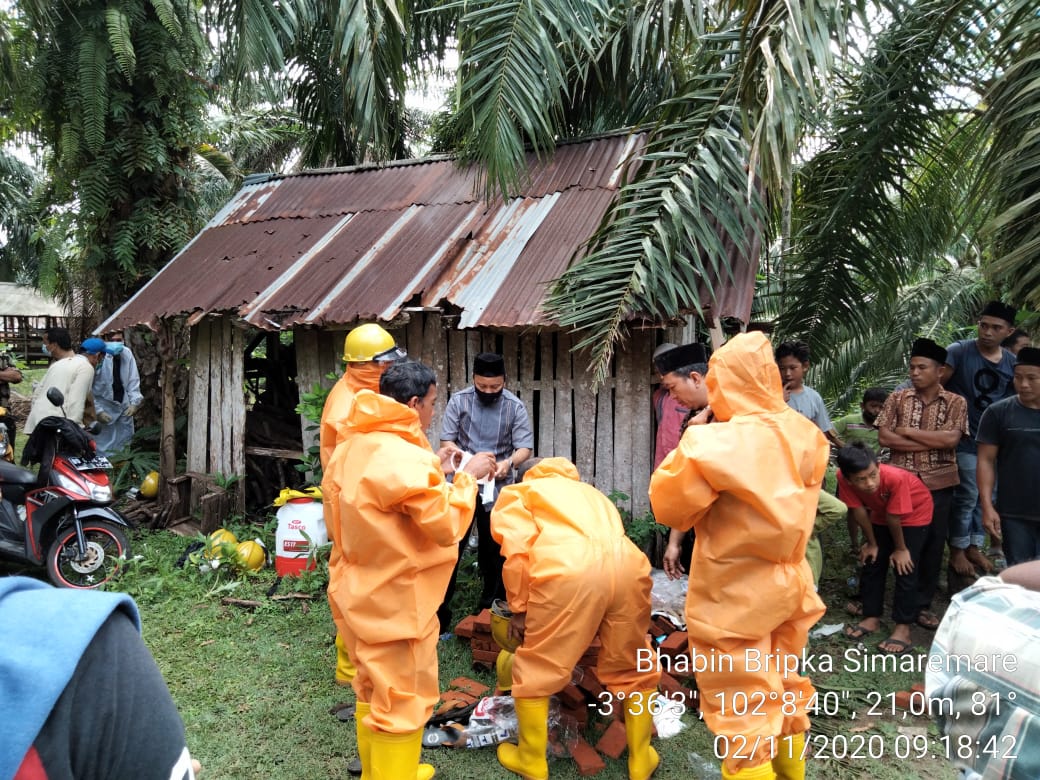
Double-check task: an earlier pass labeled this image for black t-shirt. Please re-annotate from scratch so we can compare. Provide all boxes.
[976,396,1040,522]
[18,610,195,780]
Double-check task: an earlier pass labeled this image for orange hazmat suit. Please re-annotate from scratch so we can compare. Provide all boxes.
[319,362,386,683]
[491,458,660,698]
[319,362,385,470]
[649,331,828,774]
[322,389,478,733]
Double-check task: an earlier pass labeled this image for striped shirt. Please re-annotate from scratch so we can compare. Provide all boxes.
[439,386,534,495]
[926,576,1040,779]
[875,387,967,490]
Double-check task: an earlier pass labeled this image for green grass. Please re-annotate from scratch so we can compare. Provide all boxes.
[3,518,961,779]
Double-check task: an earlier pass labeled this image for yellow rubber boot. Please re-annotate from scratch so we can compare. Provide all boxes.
[496,650,515,694]
[772,733,806,780]
[354,701,372,780]
[625,690,660,779]
[336,633,357,685]
[721,759,777,779]
[497,697,549,780]
[368,729,435,780]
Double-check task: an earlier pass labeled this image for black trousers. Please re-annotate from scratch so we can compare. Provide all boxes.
[860,522,929,625]
[437,501,506,634]
[915,486,954,613]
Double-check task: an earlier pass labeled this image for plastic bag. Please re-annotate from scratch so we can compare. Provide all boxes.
[458,696,560,749]
[650,568,688,630]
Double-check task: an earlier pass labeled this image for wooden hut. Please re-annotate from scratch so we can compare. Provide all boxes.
[99,134,759,524]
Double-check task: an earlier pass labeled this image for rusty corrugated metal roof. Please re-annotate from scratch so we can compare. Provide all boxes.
[101,133,758,333]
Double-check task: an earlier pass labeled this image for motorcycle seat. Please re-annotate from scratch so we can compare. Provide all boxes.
[0,459,37,486]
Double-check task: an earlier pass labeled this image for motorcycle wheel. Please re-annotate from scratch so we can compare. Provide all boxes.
[46,521,130,589]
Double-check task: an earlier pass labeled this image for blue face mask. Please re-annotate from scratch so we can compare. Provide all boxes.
[105,342,125,356]
[41,343,50,356]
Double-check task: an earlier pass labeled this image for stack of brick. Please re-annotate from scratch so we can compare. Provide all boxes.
[451,609,700,776]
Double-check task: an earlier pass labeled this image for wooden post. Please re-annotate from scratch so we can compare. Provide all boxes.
[630,330,655,518]
[426,314,448,442]
[573,346,597,482]
[187,320,211,473]
[158,321,178,497]
[553,330,573,460]
[230,325,246,513]
[594,358,614,491]
[519,332,538,453]
[448,329,467,396]
[613,342,635,512]
[538,333,555,457]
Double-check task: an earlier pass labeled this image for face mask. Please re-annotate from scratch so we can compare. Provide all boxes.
[348,362,385,390]
[41,344,50,356]
[106,341,125,356]
[475,388,503,405]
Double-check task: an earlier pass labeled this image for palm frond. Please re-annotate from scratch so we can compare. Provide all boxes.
[77,34,110,154]
[105,6,137,80]
[451,0,610,197]
[545,34,766,382]
[776,0,991,349]
[332,0,409,161]
[811,265,987,411]
[980,4,1040,308]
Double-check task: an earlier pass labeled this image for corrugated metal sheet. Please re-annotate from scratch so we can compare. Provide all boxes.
[101,133,759,333]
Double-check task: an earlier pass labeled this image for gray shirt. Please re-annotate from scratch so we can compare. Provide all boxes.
[945,339,1017,452]
[440,386,534,496]
[786,385,834,433]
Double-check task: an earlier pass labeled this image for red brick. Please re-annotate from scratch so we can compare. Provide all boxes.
[453,614,477,638]
[558,682,587,709]
[568,736,606,776]
[471,648,499,664]
[472,609,492,629]
[594,718,628,759]
[561,703,588,727]
[660,630,688,654]
[893,690,912,710]
[911,682,925,695]
[648,616,672,638]
[449,677,490,698]
[579,668,606,697]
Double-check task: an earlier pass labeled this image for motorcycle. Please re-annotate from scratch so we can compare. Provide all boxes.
[0,387,132,588]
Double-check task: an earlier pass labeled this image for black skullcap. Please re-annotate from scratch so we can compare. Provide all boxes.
[910,337,947,366]
[980,300,1017,326]
[473,352,505,377]
[654,343,710,375]
[1017,347,1040,368]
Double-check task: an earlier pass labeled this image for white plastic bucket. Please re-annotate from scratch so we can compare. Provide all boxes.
[275,497,328,576]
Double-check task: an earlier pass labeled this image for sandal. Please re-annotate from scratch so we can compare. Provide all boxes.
[844,623,875,640]
[845,600,863,616]
[916,611,940,630]
[878,637,914,655]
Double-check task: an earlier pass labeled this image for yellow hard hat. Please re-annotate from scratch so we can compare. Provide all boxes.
[342,323,403,363]
[490,599,520,652]
[235,539,266,571]
[140,471,159,498]
[205,528,238,559]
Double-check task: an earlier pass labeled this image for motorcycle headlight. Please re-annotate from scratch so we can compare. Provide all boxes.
[90,484,113,502]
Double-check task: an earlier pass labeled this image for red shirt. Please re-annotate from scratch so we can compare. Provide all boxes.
[652,387,689,469]
[837,464,933,527]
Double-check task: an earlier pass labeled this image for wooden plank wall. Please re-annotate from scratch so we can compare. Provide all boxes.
[187,319,246,498]
[302,313,658,516]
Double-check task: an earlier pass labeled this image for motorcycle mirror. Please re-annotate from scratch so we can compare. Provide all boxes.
[46,387,65,407]
[85,420,102,435]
